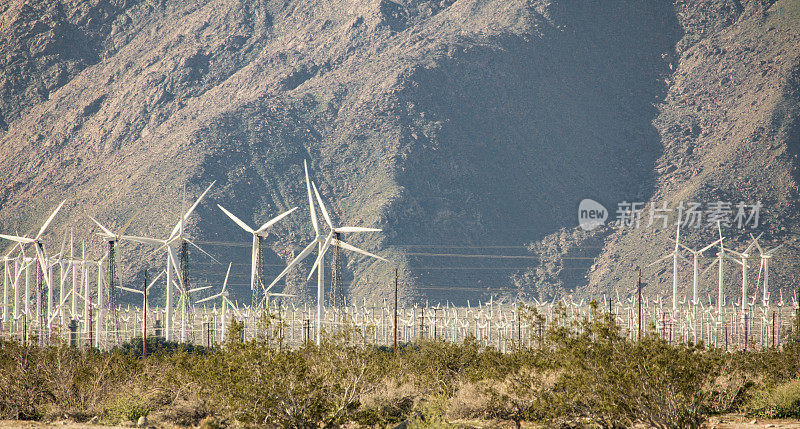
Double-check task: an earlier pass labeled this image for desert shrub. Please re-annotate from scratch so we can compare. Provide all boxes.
[623,337,715,429]
[0,341,51,419]
[114,336,205,357]
[400,337,483,397]
[355,379,417,426]
[746,378,800,419]
[447,381,492,421]
[104,392,150,423]
[193,327,380,427]
[5,317,800,428]
[704,360,752,415]
[529,307,719,429]
[410,397,452,429]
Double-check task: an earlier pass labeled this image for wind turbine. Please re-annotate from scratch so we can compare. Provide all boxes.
[679,236,722,316]
[726,233,762,314]
[648,224,688,314]
[0,199,67,336]
[125,182,217,341]
[267,160,387,345]
[88,210,140,341]
[700,222,729,313]
[0,241,22,325]
[216,204,297,308]
[750,234,782,308]
[196,262,239,342]
[117,270,164,337]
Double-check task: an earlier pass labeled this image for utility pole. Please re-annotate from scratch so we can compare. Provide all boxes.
[393,267,398,352]
[772,311,776,349]
[517,302,521,347]
[637,267,642,341]
[744,312,749,350]
[88,305,93,349]
[796,282,800,342]
[420,307,424,340]
[143,270,147,359]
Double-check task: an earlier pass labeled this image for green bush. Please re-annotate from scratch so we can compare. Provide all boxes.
[105,393,150,423]
[1,319,800,427]
[747,379,800,419]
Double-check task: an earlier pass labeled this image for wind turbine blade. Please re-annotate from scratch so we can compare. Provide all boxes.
[701,259,719,276]
[89,217,115,238]
[167,246,183,288]
[307,231,334,281]
[256,207,298,234]
[335,226,383,233]
[304,160,320,235]
[756,258,764,290]
[58,232,67,262]
[224,296,242,318]
[34,246,52,290]
[118,208,143,236]
[267,240,317,290]
[222,262,232,293]
[267,293,296,298]
[0,234,35,244]
[196,293,223,304]
[146,270,165,292]
[726,254,743,266]
[185,237,220,264]
[646,253,673,267]
[36,199,67,240]
[749,233,764,255]
[188,285,213,293]
[674,224,680,252]
[117,285,144,295]
[312,182,335,230]
[171,181,216,239]
[699,238,723,253]
[217,204,255,234]
[725,245,744,257]
[333,239,388,262]
[766,244,784,256]
[2,240,20,258]
[744,232,763,254]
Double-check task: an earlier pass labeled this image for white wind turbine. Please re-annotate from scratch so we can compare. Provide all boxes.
[700,222,728,313]
[750,234,783,308]
[0,241,23,324]
[268,160,387,345]
[124,182,217,341]
[196,262,234,342]
[216,204,297,306]
[648,224,688,314]
[0,199,67,332]
[117,270,164,336]
[679,236,722,315]
[726,233,762,314]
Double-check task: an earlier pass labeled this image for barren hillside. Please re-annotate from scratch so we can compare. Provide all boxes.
[0,0,796,305]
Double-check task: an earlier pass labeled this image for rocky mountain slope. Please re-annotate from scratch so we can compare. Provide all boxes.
[0,0,796,305]
[580,0,800,304]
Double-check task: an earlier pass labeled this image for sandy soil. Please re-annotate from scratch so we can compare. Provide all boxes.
[0,422,138,429]
[705,415,800,428]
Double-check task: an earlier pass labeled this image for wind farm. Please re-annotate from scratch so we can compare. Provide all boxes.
[0,165,795,354]
[2,0,800,426]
